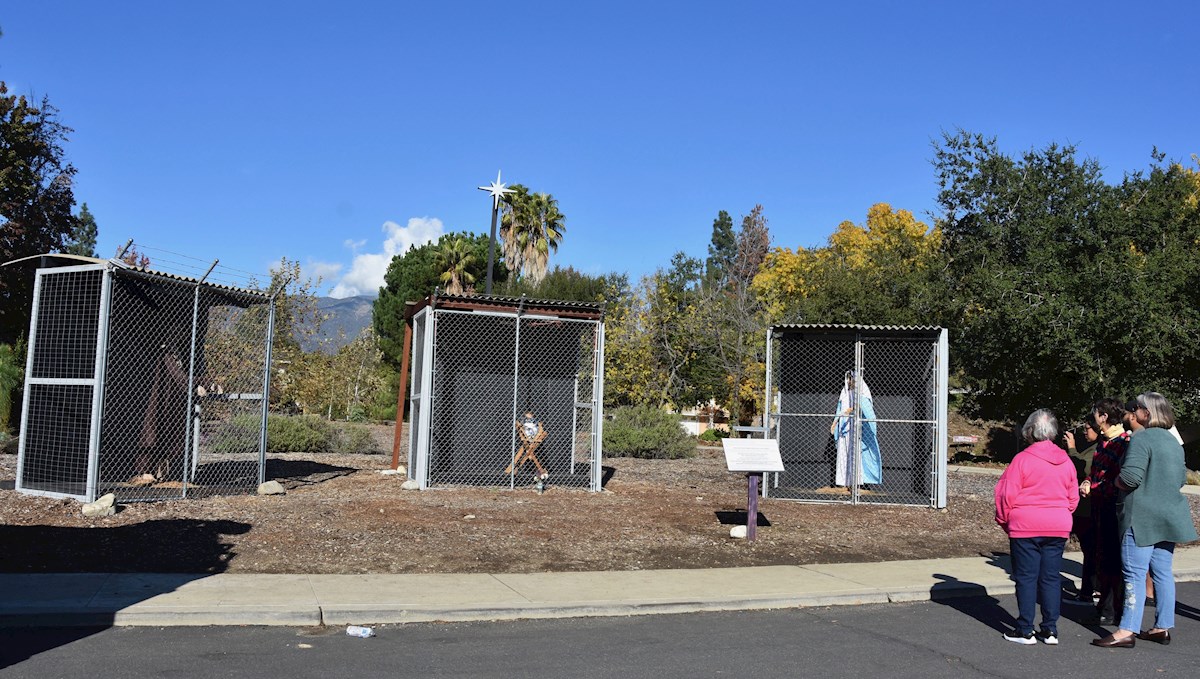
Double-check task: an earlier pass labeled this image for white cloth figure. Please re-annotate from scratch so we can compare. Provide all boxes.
[833,373,883,486]
[521,414,540,440]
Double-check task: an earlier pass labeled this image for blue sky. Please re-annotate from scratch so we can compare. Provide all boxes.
[2,2,1196,296]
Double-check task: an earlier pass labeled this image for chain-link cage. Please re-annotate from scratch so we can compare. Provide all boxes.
[407,297,605,491]
[16,263,274,503]
[765,325,948,508]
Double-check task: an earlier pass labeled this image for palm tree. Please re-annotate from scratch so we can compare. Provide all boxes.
[435,236,476,295]
[500,185,566,285]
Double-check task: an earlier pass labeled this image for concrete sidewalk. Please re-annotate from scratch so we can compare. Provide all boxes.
[4,547,1200,627]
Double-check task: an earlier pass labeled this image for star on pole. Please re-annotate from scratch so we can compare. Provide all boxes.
[478,170,515,209]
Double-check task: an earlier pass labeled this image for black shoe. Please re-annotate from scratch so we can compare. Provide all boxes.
[1036,629,1059,645]
[1003,629,1035,645]
[1084,614,1115,625]
[1091,633,1135,648]
[1137,629,1170,645]
[1145,597,1156,608]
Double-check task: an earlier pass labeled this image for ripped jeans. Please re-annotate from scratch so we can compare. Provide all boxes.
[1119,528,1176,633]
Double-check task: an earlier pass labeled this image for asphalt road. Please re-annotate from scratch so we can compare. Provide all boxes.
[3,583,1200,678]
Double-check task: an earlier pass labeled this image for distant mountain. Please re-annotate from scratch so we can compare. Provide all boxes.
[302,295,376,352]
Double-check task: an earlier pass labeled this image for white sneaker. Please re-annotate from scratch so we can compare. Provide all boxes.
[1037,630,1059,645]
[1003,630,1036,645]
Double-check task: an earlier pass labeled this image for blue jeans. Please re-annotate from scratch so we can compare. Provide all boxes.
[1009,536,1066,635]
[1119,528,1176,633]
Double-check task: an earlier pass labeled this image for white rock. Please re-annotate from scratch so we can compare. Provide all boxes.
[463,514,476,520]
[379,469,402,476]
[82,493,116,517]
[257,480,286,495]
[400,479,420,490]
[396,465,407,476]
[729,525,748,539]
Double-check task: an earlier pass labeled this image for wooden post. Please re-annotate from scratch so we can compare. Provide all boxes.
[390,319,414,470]
[747,472,761,541]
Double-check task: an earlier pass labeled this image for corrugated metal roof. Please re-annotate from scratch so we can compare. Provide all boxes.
[772,323,943,332]
[438,292,604,311]
[8,253,269,299]
[118,264,270,299]
[406,291,605,320]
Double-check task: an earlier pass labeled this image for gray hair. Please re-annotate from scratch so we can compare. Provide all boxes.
[1137,392,1176,430]
[1022,408,1059,443]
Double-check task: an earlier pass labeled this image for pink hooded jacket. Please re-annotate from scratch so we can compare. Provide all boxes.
[994,439,1079,538]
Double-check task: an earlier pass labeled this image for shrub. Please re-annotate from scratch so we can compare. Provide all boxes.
[266,415,332,453]
[698,427,730,443]
[603,405,696,459]
[331,422,377,454]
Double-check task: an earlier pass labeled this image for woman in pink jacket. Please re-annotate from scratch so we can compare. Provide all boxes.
[995,408,1080,645]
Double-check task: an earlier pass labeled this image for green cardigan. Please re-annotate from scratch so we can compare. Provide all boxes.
[1118,427,1199,546]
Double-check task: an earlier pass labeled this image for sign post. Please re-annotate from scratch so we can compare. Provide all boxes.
[721,438,784,541]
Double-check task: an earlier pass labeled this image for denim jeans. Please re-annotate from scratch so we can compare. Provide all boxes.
[1119,528,1176,633]
[1009,536,1067,635]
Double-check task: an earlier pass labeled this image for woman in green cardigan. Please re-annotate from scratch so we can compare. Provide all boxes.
[1092,392,1198,648]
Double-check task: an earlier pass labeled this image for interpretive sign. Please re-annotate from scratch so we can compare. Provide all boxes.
[721,438,784,473]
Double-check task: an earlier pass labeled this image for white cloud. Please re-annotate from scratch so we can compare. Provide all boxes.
[343,238,367,252]
[329,217,444,298]
[306,260,344,284]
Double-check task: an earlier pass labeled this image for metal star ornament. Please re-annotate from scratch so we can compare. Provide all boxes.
[478,170,515,209]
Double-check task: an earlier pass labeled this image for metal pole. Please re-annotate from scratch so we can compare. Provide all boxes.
[258,297,277,486]
[181,287,201,498]
[486,205,499,295]
[391,319,413,470]
[591,321,605,492]
[851,338,863,504]
[507,301,524,489]
[763,326,775,495]
[85,267,114,503]
[747,472,761,541]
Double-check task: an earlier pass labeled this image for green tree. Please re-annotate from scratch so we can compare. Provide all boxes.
[64,202,98,257]
[1,83,78,344]
[505,265,627,305]
[0,339,24,435]
[932,131,1123,421]
[705,210,735,287]
[373,232,504,367]
[499,184,566,284]
[757,203,946,326]
[435,235,476,295]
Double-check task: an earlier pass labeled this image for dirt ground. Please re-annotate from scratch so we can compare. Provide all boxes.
[2,425,1198,575]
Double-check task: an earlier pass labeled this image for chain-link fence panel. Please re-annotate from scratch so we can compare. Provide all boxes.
[412,304,604,491]
[17,267,105,498]
[185,285,273,499]
[857,335,939,505]
[513,317,598,489]
[405,309,428,475]
[427,310,519,487]
[17,264,274,503]
[766,330,857,503]
[765,325,945,507]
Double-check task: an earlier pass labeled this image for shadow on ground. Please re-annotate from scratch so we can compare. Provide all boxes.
[0,519,250,573]
[265,458,356,488]
[0,519,249,670]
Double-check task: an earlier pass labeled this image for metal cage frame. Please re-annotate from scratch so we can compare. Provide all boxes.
[763,324,949,508]
[15,260,276,503]
[404,293,606,492]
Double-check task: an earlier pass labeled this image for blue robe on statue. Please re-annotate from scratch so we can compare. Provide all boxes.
[834,376,883,486]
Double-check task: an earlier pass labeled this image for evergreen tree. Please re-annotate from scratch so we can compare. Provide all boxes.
[64,202,98,257]
[0,83,78,343]
[705,210,735,287]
